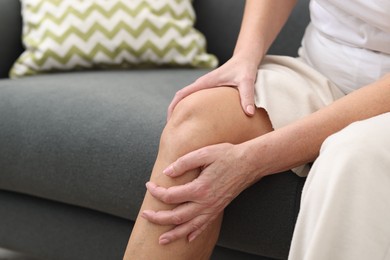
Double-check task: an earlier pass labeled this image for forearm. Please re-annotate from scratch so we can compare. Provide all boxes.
[233,0,297,66]
[244,74,390,180]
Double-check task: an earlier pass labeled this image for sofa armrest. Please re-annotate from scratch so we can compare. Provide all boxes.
[0,0,24,79]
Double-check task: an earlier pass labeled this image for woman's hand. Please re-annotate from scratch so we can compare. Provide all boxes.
[167,56,260,121]
[141,143,261,245]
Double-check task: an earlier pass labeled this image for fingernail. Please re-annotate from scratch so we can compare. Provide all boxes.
[163,165,173,176]
[141,210,152,218]
[188,234,197,243]
[246,105,255,115]
[145,182,156,189]
[159,238,170,245]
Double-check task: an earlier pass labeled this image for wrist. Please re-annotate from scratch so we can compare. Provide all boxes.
[227,53,262,77]
[232,45,265,67]
[232,51,263,69]
[233,142,268,187]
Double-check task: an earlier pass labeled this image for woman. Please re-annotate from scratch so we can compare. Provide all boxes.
[124,0,390,259]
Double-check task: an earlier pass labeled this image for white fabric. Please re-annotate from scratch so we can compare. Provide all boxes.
[300,24,390,94]
[289,113,390,260]
[255,56,344,130]
[301,0,390,94]
[254,55,345,176]
[310,0,390,54]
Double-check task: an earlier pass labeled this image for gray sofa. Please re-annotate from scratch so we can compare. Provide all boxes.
[0,0,310,259]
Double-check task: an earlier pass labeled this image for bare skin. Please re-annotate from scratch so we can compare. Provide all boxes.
[123,0,390,258]
[124,87,273,259]
[142,74,390,247]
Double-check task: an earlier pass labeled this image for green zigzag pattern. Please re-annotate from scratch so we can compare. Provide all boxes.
[10,0,217,78]
[29,2,193,25]
[28,20,193,45]
[24,40,207,66]
[30,0,185,12]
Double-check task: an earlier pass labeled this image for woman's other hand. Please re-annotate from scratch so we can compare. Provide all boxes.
[141,142,261,245]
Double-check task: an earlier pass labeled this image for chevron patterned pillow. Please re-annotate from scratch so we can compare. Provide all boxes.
[10,0,218,78]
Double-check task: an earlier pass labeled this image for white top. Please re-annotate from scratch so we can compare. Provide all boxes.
[299,0,390,94]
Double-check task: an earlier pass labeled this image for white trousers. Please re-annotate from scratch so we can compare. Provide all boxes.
[289,113,390,260]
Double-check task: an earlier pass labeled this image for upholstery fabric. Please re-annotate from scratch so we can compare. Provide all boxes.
[10,0,217,78]
[0,190,273,260]
[0,69,207,219]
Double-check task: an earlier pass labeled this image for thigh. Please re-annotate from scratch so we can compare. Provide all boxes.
[320,111,390,156]
[305,112,390,195]
[290,113,390,260]
[255,55,345,130]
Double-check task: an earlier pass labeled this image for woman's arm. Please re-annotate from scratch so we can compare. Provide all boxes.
[233,0,298,67]
[245,73,390,180]
[167,0,297,118]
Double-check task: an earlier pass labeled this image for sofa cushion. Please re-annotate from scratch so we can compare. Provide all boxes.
[10,0,217,78]
[0,69,208,219]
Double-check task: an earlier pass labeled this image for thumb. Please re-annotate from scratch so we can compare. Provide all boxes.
[238,81,255,116]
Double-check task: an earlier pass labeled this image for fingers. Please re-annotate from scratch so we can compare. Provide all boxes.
[163,146,215,178]
[141,202,202,226]
[145,181,198,204]
[168,77,256,121]
[158,214,213,245]
[166,85,192,121]
[238,79,256,116]
[143,182,215,244]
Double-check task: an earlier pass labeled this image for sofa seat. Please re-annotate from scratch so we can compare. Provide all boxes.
[0,69,208,220]
[0,69,305,259]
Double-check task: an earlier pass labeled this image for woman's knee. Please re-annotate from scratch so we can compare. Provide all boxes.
[153,88,242,186]
[159,88,233,156]
[161,87,271,155]
[168,87,239,129]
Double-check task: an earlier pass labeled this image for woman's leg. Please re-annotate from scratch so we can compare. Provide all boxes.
[289,113,390,260]
[124,86,273,260]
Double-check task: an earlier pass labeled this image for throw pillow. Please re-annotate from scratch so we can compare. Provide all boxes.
[10,0,218,78]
